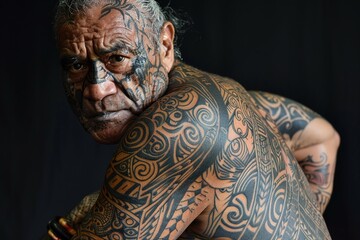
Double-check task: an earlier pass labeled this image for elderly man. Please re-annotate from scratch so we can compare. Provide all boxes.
[46,0,340,239]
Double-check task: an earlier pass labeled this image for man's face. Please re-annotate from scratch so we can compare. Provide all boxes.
[57,2,171,144]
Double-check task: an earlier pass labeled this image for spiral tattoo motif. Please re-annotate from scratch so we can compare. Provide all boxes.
[122,120,152,152]
[73,61,331,239]
[132,160,158,182]
[194,105,217,127]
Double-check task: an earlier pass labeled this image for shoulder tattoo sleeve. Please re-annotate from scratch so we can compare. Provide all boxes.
[73,68,229,239]
[249,91,321,148]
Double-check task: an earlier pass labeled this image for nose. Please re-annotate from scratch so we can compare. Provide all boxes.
[83,81,117,101]
[83,61,117,101]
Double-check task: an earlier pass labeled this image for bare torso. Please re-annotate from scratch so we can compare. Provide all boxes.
[75,62,331,240]
[168,63,330,239]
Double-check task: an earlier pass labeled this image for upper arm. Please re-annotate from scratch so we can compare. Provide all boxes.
[248,91,323,150]
[74,86,224,239]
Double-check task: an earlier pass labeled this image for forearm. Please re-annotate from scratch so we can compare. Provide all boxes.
[294,128,340,213]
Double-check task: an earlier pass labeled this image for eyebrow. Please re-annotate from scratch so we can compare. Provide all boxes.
[97,42,137,56]
[59,42,138,66]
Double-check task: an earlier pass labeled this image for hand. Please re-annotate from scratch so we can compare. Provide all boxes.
[65,191,100,227]
[43,191,100,240]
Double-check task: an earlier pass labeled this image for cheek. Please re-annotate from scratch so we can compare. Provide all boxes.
[132,56,151,84]
[115,57,152,100]
[151,70,168,96]
[131,55,167,87]
[114,53,168,106]
[64,79,81,98]
[64,81,84,114]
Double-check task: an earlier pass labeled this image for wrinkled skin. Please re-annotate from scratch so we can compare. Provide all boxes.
[58,3,174,143]
[53,1,339,239]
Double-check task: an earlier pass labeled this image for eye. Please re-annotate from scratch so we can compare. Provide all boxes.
[66,62,88,78]
[63,61,87,73]
[109,55,125,64]
[106,54,130,72]
[61,57,85,72]
[72,62,84,71]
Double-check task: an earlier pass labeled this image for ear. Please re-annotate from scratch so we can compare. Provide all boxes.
[159,21,175,73]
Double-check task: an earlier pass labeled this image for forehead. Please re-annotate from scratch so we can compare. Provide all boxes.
[57,3,148,56]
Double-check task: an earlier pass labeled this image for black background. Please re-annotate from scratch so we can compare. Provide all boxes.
[1,0,359,239]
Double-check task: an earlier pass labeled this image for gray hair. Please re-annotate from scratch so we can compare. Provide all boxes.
[54,0,185,59]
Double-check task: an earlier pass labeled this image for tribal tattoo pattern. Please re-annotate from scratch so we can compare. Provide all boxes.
[248,91,320,151]
[298,154,331,213]
[59,0,170,143]
[73,63,331,239]
[60,1,332,239]
[248,91,333,213]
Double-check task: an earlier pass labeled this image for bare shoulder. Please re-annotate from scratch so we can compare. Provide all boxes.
[75,63,231,239]
[75,62,332,239]
[169,64,332,239]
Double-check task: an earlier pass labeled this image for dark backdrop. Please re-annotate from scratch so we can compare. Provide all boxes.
[1,0,359,239]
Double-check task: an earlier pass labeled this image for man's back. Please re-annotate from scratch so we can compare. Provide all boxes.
[171,63,330,239]
[74,62,331,239]
[51,0,339,238]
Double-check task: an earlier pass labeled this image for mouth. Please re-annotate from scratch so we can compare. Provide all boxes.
[78,107,138,143]
[82,109,136,134]
[84,110,128,122]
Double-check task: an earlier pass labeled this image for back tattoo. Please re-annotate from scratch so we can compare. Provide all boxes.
[74,63,330,240]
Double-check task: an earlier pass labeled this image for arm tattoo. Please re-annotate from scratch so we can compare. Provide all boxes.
[199,79,330,239]
[72,63,331,239]
[73,64,229,239]
[298,153,331,212]
[249,91,334,211]
[249,91,320,149]
[299,153,330,186]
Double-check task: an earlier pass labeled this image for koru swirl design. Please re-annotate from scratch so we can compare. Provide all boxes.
[249,91,332,213]
[73,62,331,239]
[67,2,331,237]
[248,91,320,150]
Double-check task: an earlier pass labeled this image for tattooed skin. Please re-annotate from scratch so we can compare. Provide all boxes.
[249,91,334,213]
[57,1,333,239]
[72,62,331,239]
[298,154,331,213]
[58,0,170,144]
[248,91,320,151]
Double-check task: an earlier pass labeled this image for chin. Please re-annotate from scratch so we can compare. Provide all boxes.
[88,123,127,144]
[84,112,136,144]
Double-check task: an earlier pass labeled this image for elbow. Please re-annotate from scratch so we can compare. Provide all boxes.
[315,118,341,150]
[330,128,341,151]
[335,129,341,148]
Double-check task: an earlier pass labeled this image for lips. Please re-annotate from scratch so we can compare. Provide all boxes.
[84,110,126,121]
[82,110,129,132]
[81,96,142,121]
[81,108,137,143]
